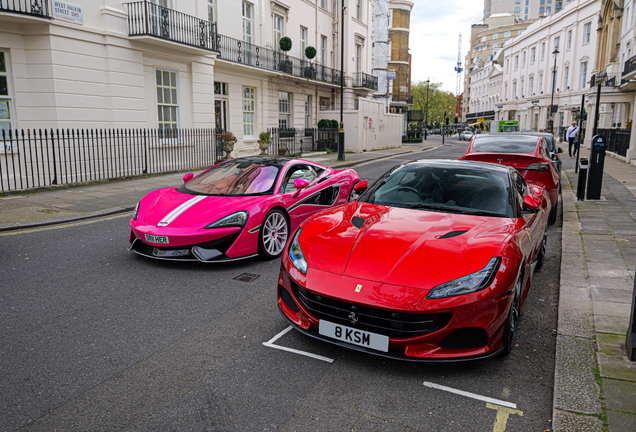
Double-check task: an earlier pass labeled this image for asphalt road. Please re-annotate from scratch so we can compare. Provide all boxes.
[0,139,562,432]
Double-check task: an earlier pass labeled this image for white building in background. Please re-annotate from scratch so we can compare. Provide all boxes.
[468,49,504,120]
[0,0,401,156]
[485,0,575,21]
[500,0,599,133]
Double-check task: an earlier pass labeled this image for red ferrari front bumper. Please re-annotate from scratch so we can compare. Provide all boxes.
[277,257,519,362]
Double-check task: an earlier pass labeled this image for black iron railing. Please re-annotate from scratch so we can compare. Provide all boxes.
[125,1,217,52]
[597,128,631,157]
[216,33,342,86]
[392,94,413,104]
[266,128,339,156]
[591,72,622,88]
[0,128,223,192]
[0,0,50,18]
[624,54,636,77]
[353,72,378,90]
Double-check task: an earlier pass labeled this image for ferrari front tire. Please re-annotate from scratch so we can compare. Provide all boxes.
[535,233,547,272]
[259,209,289,259]
[502,280,521,356]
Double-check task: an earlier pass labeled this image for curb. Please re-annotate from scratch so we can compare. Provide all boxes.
[0,148,425,232]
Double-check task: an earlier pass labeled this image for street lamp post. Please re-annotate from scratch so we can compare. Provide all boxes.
[548,48,559,134]
[425,78,430,140]
[337,1,346,162]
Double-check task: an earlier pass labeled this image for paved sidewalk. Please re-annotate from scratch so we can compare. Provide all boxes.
[0,143,439,230]
[553,147,636,431]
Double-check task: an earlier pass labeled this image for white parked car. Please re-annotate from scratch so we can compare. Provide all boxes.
[459,130,475,141]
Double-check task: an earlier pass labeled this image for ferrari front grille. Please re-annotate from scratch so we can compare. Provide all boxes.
[290,281,452,339]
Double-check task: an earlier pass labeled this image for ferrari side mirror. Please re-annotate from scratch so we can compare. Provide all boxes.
[183,173,194,183]
[294,178,310,190]
[354,180,368,192]
[522,194,541,211]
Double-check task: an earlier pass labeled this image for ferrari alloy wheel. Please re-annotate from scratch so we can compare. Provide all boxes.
[503,279,521,355]
[535,233,547,272]
[259,209,289,259]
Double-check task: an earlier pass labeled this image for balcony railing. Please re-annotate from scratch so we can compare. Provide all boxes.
[591,72,623,88]
[392,94,413,104]
[0,0,50,18]
[623,54,636,77]
[125,1,217,52]
[353,72,378,90]
[215,33,342,86]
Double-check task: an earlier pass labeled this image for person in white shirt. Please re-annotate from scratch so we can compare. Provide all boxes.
[566,121,580,158]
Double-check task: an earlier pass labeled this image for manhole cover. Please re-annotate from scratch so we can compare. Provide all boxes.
[233,273,260,282]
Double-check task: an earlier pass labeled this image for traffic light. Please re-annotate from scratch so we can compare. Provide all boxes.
[445,117,450,125]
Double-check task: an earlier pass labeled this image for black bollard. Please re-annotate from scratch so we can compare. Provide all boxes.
[577,158,588,201]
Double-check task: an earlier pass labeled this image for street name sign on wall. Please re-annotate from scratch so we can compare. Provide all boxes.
[387,71,396,81]
[53,1,83,25]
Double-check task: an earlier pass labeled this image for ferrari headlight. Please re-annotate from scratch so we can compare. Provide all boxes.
[288,229,308,274]
[205,211,249,229]
[133,202,140,220]
[427,258,500,299]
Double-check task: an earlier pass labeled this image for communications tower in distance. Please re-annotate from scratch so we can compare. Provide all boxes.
[454,33,463,122]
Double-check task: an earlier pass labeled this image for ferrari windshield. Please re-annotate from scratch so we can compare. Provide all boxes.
[472,135,539,154]
[359,163,513,217]
[180,161,279,195]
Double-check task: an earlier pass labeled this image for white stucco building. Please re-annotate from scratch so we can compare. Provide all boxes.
[500,0,599,133]
[468,49,504,121]
[0,0,402,157]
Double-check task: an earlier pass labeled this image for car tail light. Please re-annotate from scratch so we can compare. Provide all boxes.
[525,163,551,171]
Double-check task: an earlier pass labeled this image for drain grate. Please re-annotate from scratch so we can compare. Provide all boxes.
[234,273,260,282]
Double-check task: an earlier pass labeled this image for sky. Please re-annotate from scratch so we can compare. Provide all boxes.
[409,0,484,94]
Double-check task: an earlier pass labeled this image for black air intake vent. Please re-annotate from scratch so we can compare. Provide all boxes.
[351,216,365,229]
[438,230,468,239]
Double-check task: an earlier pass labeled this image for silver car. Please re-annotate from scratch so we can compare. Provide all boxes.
[459,130,475,141]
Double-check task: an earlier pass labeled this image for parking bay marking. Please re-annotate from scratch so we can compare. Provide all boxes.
[423,382,523,431]
[0,213,131,237]
[262,326,334,363]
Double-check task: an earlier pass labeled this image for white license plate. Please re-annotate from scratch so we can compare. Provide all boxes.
[319,320,389,352]
[145,234,169,244]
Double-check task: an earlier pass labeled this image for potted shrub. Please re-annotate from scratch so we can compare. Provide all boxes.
[257,131,271,155]
[279,37,293,73]
[303,46,316,79]
[222,131,237,160]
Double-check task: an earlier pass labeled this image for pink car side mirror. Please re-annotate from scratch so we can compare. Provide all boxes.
[354,180,368,192]
[294,178,310,189]
[183,173,194,184]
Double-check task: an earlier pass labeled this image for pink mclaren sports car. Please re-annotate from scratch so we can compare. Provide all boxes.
[128,156,362,262]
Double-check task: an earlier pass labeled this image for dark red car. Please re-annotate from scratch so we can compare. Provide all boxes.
[458,133,560,224]
[277,160,550,362]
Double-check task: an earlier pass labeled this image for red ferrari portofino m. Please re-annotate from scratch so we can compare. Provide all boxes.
[277,160,550,362]
[129,156,361,262]
[458,133,560,224]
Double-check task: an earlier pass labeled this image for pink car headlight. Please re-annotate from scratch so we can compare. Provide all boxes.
[204,211,249,229]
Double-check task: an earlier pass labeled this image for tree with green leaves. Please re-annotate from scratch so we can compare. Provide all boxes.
[410,81,460,127]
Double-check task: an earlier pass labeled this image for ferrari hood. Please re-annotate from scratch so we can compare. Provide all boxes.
[141,188,261,228]
[299,201,514,290]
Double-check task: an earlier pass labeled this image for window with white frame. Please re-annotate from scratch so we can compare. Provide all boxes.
[521,78,524,97]
[541,42,546,60]
[506,58,509,72]
[522,51,526,68]
[513,81,517,99]
[567,30,572,50]
[504,82,508,99]
[583,23,591,44]
[242,2,252,44]
[493,33,499,40]
[504,30,511,38]
[300,26,307,60]
[356,43,361,75]
[305,95,312,128]
[529,76,534,95]
[321,35,327,65]
[539,73,543,93]
[242,86,255,137]
[356,0,361,20]
[514,55,519,70]
[279,91,292,128]
[207,0,214,22]
[531,47,536,63]
[564,66,569,89]
[274,15,283,51]
[554,36,560,51]
[0,51,13,142]
[580,61,588,89]
[320,0,325,9]
[155,68,180,133]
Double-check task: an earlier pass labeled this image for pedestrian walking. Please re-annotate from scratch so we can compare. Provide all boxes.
[566,121,580,158]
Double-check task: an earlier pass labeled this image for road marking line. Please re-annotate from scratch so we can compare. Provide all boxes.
[487,403,524,432]
[354,146,440,168]
[263,326,334,363]
[423,381,517,409]
[0,213,131,237]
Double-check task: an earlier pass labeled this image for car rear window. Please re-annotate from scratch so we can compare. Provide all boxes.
[472,135,539,154]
